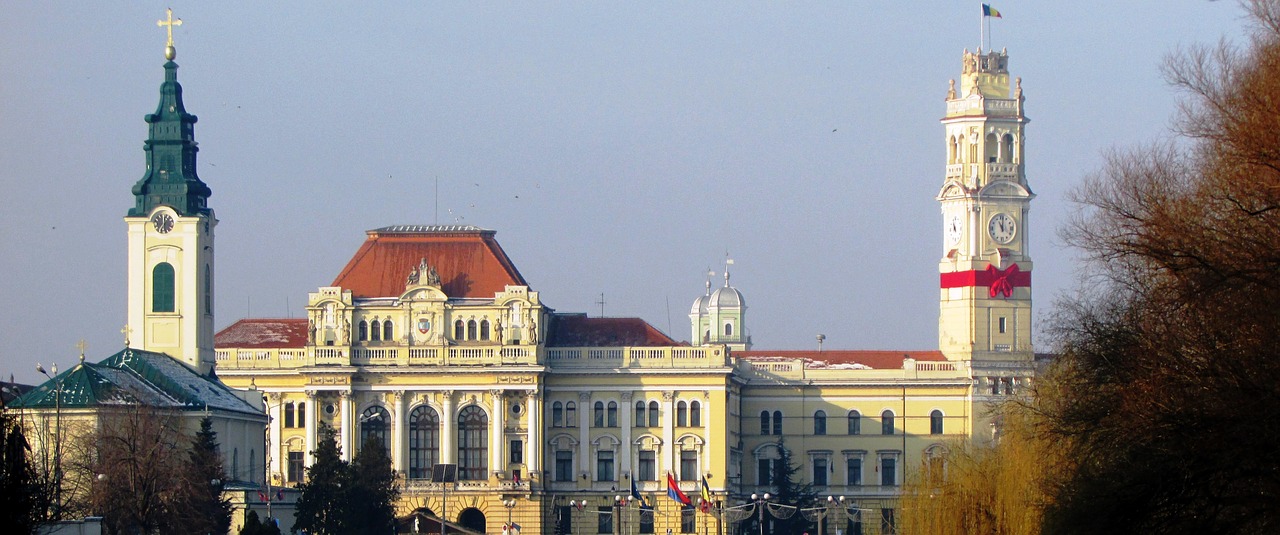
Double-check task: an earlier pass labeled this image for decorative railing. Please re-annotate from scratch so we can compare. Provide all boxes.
[545,346,728,369]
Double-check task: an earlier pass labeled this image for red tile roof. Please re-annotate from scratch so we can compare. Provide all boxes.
[547,315,680,347]
[330,226,527,299]
[735,350,946,370]
[215,318,308,349]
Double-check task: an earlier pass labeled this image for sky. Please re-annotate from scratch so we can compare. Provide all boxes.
[0,2,1249,385]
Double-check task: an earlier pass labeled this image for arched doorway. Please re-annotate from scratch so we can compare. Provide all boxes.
[457,508,486,533]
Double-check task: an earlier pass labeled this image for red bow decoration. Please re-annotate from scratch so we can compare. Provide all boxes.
[986,263,1020,298]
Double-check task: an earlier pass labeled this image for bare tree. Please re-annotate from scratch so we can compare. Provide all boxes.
[85,404,186,534]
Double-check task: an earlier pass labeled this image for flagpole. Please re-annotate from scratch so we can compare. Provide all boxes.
[980,6,984,51]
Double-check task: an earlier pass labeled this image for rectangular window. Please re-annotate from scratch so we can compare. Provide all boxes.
[556,450,574,482]
[849,514,864,535]
[510,439,524,464]
[597,450,615,481]
[297,403,306,428]
[597,507,613,534]
[287,451,304,484]
[757,458,772,486]
[881,457,897,487]
[639,507,655,533]
[881,508,896,534]
[681,505,696,533]
[814,458,828,486]
[998,316,1007,334]
[847,458,862,486]
[638,450,657,481]
[556,506,572,535]
[680,450,698,481]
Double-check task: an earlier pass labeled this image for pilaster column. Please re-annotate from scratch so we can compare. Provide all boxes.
[578,391,591,475]
[392,390,407,475]
[492,389,505,476]
[702,391,712,478]
[620,391,633,477]
[441,390,456,464]
[267,393,283,480]
[340,390,355,462]
[662,392,675,474]
[305,390,318,465]
[526,389,541,477]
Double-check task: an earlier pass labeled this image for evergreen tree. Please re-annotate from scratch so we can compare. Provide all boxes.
[241,510,264,535]
[175,417,232,535]
[768,439,817,535]
[293,424,348,535]
[1,412,39,534]
[347,437,399,535]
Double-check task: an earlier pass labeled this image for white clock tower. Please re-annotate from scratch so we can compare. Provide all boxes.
[124,43,217,375]
[937,48,1035,367]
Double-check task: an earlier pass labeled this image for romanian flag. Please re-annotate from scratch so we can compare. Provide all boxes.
[982,4,1002,18]
[666,473,691,505]
[699,477,712,513]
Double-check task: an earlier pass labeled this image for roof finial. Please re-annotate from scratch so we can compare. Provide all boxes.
[158,8,182,61]
[76,339,87,363]
[723,255,734,287]
[704,268,713,296]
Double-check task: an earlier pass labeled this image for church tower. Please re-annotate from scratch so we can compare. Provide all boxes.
[690,263,750,351]
[937,48,1034,365]
[125,31,217,375]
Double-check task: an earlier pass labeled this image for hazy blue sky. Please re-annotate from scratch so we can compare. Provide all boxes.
[0,2,1246,384]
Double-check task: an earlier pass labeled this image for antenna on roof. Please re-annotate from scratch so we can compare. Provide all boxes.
[434,176,439,225]
[596,293,606,317]
[817,334,826,352]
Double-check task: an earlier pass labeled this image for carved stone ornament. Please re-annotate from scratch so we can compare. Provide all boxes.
[407,258,443,288]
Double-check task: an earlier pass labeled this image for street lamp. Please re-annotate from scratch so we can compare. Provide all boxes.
[614,495,628,535]
[817,496,844,535]
[37,362,63,519]
[503,499,517,534]
[751,493,771,535]
[568,500,583,535]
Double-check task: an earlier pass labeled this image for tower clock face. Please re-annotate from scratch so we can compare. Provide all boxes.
[988,213,1016,244]
[946,214,963,245]
[151,212,174,234]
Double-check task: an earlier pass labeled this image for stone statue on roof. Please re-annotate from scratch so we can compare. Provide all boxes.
[406,258,442,288]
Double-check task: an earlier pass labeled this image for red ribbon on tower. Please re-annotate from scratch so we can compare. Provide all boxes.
[939,263,1030,298]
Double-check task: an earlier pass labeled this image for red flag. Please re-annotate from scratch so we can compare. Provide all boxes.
[666,473,691,505]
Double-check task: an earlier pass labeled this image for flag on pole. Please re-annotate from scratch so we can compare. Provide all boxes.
[666,473,691,505]
[631,477,648,507]
[699,477,712,513]
[982,4,1002,18]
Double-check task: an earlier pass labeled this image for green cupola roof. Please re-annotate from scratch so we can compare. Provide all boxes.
[128,53,211,217]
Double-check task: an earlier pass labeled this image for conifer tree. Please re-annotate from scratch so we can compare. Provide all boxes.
[347,437,399,535]
[1,412,39,534]
[293,424,348,535]
[175,417,232,535]
[768,439,817,535]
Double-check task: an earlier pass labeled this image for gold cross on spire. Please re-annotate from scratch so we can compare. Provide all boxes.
[122,324,133,347]
[157,8,182,60]
[76,339,88,363]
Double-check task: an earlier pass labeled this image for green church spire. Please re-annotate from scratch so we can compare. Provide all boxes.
[128,46,211,217]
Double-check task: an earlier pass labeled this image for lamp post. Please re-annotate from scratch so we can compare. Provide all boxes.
[817,496,844,535]
[568,500,583,535]
[503,498,517,534]
[750,493,771,535]
[36,362,63,519]
[614,495,627,535]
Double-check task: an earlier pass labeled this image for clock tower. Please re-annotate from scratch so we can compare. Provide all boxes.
[125,42,217,375]
[937,48,1034,366]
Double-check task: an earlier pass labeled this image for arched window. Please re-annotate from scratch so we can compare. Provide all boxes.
[454,320,465,340]
[370,319,381,341]
[457,405,488,480]
[772,411,783,435]
[232,448,239,481]
[593,401,605,428]
[298,402,306,428]
[249,450,256,484]
[383,320,393,341]
[760,411,771,435]
[847,410,861,435]
[152,262,175,312]
[930,410,944,435]
[204,264,212,314]
[467,320,477,341]
[359,320,369,341]
[635,401,646,426]
[408,405,440,479]
[690,400,701,427]
[677,401,688,427]
[552,401,564,427]
[724,322,733,336]
[480,320,490,340]
[284,402,295,428]
[566,401,577,427]
[648,401,659,427]
[814,410,827,435]
[948,135,957,164]
[607,401,618,427]
[985,132,999,162]
[882,410,896,435]
[1002,133,1016,163]
[360,406,390,454]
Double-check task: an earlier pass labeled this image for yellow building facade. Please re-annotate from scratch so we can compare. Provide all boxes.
[210,47,1039,535]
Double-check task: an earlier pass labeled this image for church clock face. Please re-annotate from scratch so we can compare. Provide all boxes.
[151,212,174,234]
[988,213,1016,244]
[946,214,963,245]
